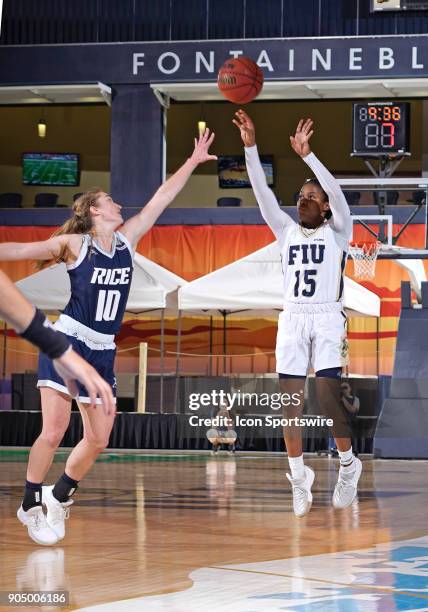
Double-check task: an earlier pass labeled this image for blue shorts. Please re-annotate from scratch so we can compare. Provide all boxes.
[37,334,117,404]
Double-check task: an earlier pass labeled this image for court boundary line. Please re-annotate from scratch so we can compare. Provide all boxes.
[209,564,428,600]
[0,446,376,459]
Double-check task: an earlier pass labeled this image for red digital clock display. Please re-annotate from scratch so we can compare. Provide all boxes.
[353,102,410,155]
[364,106,402,122]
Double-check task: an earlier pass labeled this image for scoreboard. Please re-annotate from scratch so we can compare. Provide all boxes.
[372,0,428,10]
[352,102,410,156]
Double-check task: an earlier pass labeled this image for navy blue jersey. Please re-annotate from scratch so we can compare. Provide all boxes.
[62,231,133,335]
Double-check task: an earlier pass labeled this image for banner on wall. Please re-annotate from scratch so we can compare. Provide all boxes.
[0,36,428,85]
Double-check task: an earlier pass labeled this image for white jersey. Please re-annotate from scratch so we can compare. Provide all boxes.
[245,145,352,308]
[280,222,347,305]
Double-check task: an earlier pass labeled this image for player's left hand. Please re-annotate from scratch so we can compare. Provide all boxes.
[290,118,314,157]
[190,128,217,165]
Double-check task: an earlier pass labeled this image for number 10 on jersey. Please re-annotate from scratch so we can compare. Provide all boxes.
[96,290,121,321]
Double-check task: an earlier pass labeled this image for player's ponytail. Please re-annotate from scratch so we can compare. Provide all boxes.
[37,188,103,269]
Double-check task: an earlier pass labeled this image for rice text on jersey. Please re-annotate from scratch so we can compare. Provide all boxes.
[90,267,131,286]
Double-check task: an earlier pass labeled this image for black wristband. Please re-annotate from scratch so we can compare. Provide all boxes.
[20,309,71,359]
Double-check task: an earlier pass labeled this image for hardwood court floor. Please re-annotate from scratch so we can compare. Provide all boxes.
[1,450,428,610]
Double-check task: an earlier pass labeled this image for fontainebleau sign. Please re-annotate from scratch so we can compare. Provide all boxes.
[0,36,427,85]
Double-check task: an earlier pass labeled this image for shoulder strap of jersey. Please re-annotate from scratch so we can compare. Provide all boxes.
[115,230,134,257]
[67,234,90,271]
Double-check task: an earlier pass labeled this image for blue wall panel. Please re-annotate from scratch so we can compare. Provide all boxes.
[282,0,320,38]
[320,0,358,36]
[396,10,428,34]
[171,0,208,40]
[98,0,135,43]
[245,0,283,38]
[358,0,398,35]
[134,0,171,42]
[208,0,245,40]
[1,0,428,45]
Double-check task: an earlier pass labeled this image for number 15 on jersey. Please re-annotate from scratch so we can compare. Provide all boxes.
[294,270,317,298]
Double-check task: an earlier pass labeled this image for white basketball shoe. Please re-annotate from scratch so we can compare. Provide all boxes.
[42,485,73,541]
[332,457,362,509]
[17,505,58,546]
[286,465,315,518]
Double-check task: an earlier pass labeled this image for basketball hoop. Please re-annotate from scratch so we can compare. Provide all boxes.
[348,241,382,280]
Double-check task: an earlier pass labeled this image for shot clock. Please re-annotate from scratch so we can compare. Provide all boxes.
[352,102,410,156]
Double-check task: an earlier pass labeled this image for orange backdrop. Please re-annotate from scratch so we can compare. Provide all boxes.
[0,223,426,377]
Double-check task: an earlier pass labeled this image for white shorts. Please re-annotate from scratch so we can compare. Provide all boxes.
[276,303,348,376]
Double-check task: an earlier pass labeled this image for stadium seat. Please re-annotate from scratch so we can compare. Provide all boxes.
[0,193,22,208]
[34,193,59,207]
[217,197,241,207]
[373,191,399,206]
[407,190,426,206]
[343,191,361,206]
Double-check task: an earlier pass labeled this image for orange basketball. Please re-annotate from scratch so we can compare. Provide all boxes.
[217,56,264,104]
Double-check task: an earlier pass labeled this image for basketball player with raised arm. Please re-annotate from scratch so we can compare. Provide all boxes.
[233,110,362,517]
[0,128,216,544]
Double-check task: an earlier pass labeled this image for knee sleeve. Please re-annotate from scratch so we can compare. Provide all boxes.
[315,367,342,379]
[279,373,305,379]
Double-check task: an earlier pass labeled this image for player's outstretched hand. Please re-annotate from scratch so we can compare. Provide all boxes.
[190,128,217,164]
[232,109,256,147]
[290,118,314,158]
[53,349,116,416]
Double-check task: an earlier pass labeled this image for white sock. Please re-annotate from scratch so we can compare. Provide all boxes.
[288,455,305,480]
[338,448,355,473]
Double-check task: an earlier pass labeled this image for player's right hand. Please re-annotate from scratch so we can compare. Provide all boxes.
[232,109,256,147]
[53,348,116,416]
[290,118,314,158]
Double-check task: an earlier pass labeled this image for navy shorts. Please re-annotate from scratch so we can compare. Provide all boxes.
[37,333,117,404]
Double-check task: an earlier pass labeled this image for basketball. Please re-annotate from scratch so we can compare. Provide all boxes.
[217,56,264,104]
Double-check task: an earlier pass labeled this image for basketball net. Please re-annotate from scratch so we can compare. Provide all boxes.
[348,241,382,280]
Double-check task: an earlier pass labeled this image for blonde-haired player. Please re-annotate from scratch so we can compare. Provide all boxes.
[233,110,362,517]
[0,129,216,544]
